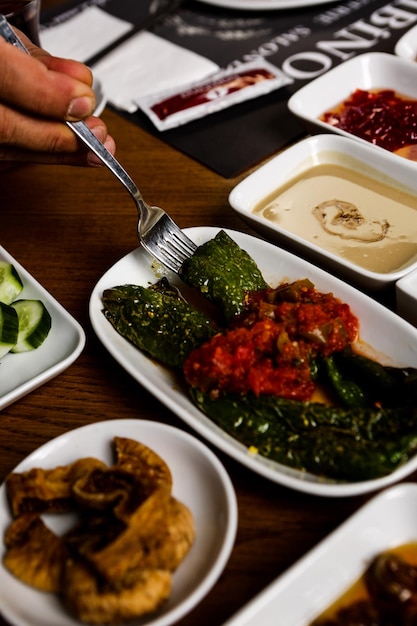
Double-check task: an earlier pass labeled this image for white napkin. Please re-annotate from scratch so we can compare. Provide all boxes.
[40,6,219,114]
[92,32,219,114]
[40,6,133,64]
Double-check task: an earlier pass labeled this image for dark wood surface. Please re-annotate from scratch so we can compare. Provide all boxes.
[1,7,413,624]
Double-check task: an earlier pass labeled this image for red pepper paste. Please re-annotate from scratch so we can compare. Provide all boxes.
[321,88,417,153]
[151,68,276,121]
[183,281,359,401]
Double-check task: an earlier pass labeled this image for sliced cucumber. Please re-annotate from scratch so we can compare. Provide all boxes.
[11,299,51,353]
[0,301,19,358]
[0,261,23,304]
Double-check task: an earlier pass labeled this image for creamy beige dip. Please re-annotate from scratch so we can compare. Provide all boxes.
[254,163,417,274]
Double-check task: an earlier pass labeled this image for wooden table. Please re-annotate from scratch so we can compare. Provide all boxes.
[1,7,414,625]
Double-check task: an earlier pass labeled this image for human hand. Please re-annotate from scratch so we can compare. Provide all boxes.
[0,30,116,166]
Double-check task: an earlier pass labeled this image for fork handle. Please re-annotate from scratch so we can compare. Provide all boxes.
[0,15,141,202]
[68,120,140,201]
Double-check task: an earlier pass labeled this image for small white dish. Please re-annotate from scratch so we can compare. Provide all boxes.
[395,24,417,61]
[90,226,417,497]
[288,52,417,154]
[229,134,417,291]
[220,482,417,626]
[396,266,417,326]
[92,77,106,116]
[0,419,237,626]
[0,246,85,410]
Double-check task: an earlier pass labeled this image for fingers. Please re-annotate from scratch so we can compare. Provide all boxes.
[0,30,117,166]
[0,101,85,151]
[40,55,94,87]
[0,115,116,166]
[85,126,116,167]
[20,31,94,86]
[0,37,96,121]
[0,30,116,166]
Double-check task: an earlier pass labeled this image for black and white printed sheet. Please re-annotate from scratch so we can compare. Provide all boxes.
[40,0,417,176]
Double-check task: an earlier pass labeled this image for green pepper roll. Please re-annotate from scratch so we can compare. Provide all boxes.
[102,282,218,369]
[180,230,268,321]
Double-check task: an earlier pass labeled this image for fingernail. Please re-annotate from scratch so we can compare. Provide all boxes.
[87,138,114,167]
[91,126,106,143]
[87,153,104,167]
[104,136,116,155]
[67,96,95,119]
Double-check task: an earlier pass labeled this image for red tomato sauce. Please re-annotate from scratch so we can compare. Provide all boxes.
[321,88,417,153]
[183,281,359,401]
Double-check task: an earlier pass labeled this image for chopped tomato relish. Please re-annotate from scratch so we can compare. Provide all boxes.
[321,89,417,153]
[183,280,359,401]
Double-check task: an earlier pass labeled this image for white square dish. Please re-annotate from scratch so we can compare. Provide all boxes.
[0,246,85,409]
[396,266,417,326]
[229,134,417,291]
[287,52,417,158]
[220,482,417,626]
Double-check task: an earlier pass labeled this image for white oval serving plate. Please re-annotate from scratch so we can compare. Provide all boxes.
[89,226,417,497]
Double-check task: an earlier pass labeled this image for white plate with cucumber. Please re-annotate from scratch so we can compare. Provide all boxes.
[0,246,85,410]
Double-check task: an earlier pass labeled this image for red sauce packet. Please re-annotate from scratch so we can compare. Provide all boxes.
[135,60,293,131]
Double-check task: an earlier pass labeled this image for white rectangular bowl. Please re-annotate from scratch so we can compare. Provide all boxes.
[221,483,417,626]
[396,266,417,326]
[229,134,417,291]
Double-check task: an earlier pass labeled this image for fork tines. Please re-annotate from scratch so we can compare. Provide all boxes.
[144,214,197,274]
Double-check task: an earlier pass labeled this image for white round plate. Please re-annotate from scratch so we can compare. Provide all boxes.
[196,0,338,11]
[0,419,237,626]
[89,226,417,497]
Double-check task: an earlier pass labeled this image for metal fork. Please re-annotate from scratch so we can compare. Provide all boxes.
[0,14,197,274]
[67,122,197,273]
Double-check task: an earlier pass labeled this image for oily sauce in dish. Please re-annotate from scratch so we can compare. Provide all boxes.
[253,162,417,274]
[311,543,417,625]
